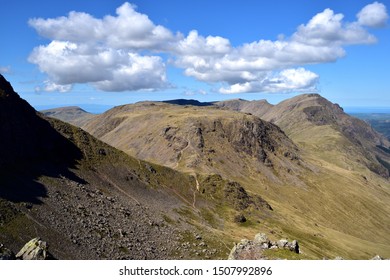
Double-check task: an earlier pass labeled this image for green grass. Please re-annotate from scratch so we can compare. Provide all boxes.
[263,249,307,260]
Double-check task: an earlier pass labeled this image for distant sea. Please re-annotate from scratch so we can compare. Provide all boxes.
[344,107,390,114]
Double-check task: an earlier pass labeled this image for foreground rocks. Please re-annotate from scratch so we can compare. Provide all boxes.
[0,238,52,260]
[15,238,51,260]
[228,233,300,260]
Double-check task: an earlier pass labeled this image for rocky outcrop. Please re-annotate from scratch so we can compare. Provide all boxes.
[371,255,384,260]
[228,233,299,260]
[200,174,273,212]
[1,238,52,260]
[15,237,51,260]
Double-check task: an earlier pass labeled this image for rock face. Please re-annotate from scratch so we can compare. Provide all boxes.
[228,233,300,260]
[15,238,51,260]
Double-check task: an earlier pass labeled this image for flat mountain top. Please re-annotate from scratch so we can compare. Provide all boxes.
[162,99,215,107]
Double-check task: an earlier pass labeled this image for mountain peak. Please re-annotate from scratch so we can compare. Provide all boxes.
[0,75,80,170]
[0,74,18,99]
[0,74,12,90]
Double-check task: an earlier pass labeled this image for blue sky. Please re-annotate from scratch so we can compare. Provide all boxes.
[1,0,389,112]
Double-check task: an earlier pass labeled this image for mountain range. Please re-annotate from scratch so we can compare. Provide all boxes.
[1,74,389,259]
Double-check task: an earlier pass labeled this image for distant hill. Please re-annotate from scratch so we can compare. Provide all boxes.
[215,99,274,117]
[41,106,95,127]
[351,113,390,141]
[79,96,390,259]
[162,99,215,107]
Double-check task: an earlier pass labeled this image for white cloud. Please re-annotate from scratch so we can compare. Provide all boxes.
[28,2,388,94]
[92,53,169,92]
[220,68,319,94]
[357,2,389,27]
[293,8,377,45]
[175,30,231,55]
[28,41,169,92]
[35,80,73,93]
[0,66,11,74]
[173,4,386,94]
[29,2,176,50]
[183,88,208,96]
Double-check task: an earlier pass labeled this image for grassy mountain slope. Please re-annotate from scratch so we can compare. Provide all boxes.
[217,94,390,178]
[79,98,390,259]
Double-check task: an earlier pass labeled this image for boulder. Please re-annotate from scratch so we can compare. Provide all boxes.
[287,240,300,253]
[16,237,50,260]
[254,233,269,245]
[277,239,288,248]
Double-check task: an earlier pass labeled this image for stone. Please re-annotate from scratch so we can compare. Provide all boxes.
[253,233,269,245]
[0,244,16,260]
[16,237,50,260]
[228,244,238,260]
[277,239,288,248]
[371,255,383,260]
[287,240,300,253]
[260,243,270,249]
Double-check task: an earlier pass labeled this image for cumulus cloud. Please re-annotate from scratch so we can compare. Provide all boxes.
[35,80,73,93]
[357,2,389,27]
[28,2,388,94]
[92,53,169,92]
[29,2,176,50]
[293,8,377,45]
[29,40,168,92]
[219,68,319,94]
[173,2,387,94]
